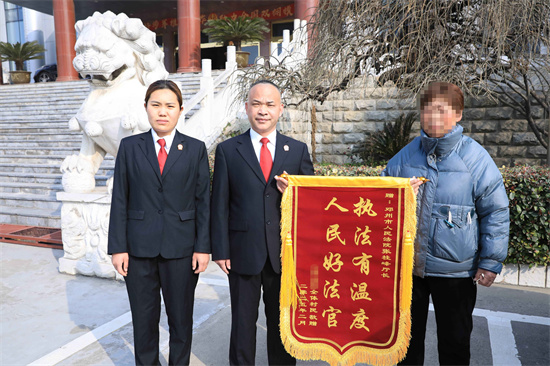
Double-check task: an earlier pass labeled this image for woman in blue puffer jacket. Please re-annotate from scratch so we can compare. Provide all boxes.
[383,82,510,365]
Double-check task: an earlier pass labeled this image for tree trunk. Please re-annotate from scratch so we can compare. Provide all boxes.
[547,115,550,165]
[311,104,317,162]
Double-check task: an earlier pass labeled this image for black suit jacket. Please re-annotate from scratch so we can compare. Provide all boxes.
[108,130,210,258]
[210,130,314,275]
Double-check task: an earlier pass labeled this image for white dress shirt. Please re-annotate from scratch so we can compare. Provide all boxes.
[250,128,276,162]
[151,128,176,156]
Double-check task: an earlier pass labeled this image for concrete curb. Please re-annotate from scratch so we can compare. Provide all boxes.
[495,263,549,288]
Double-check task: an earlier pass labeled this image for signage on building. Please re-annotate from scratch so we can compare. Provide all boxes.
[144,4,294,31]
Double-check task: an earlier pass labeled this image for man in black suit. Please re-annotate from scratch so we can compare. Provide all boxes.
[211,80,314,365]
[108,80,210,365]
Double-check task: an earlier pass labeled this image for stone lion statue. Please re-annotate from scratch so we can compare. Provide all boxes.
[61,11,168,193]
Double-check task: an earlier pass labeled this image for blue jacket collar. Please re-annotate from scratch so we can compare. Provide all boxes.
[421,124,463,157]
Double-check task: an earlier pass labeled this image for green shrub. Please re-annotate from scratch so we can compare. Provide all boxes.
[351,112,416,165]
[501,165,550,266]
[315,163,384,177]
[0,41,45,71]
[202,15,269,51]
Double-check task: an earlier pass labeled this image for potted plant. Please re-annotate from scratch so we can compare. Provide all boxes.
[0,41,46,84]
[202,15,269,68]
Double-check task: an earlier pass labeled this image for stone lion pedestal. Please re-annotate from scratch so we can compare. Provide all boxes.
[57,188,122,280]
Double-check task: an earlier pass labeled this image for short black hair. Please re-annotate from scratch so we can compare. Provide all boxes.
[249,79,280,93]
[145,79,183,108]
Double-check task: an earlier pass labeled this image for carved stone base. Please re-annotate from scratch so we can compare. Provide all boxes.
[56,188,122,280]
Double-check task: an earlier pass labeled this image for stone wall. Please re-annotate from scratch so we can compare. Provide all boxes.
[279,84,548,166]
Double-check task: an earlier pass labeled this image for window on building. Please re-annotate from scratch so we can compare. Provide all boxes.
[271,21,294,42]
[4,2,25,71]
[4,2,24,44]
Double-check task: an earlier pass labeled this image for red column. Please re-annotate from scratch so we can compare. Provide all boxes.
[295,0,318,24]
[53,0,78,81]
[177,0,201,73]
[295,0,318,55]
[163,29,176,73]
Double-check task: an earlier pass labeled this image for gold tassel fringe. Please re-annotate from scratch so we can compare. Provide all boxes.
[281,232,298,309]
[280,182,298,309]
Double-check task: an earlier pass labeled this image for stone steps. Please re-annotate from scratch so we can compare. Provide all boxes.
[0,156,81,164]
[0,88,202,105]
[0,71,224,227]
[0,171,109,185]
[0,134,82,140]
[0,140,83,148]
[0,206,61,227]
[0,149,79,156]
[0,121,71,126]
[0,133,82,141]
[0,162,114,175]
[2,181,64,195]
[0,191,59,204]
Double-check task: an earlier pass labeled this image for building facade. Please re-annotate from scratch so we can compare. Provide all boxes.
[1,0,318,83]
[1,1,56,83]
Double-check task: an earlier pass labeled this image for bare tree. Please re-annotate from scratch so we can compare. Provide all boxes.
[236,0,550,159]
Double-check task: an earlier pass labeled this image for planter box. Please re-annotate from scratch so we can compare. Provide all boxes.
[518,264,547,288]
[496,263,519,285]
[235,51,250,68]
[10,71,31,84]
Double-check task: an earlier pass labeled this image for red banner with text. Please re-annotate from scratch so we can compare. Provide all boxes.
[280,176,416,366]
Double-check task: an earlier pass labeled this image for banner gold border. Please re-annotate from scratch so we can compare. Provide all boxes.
[280,175,417,366]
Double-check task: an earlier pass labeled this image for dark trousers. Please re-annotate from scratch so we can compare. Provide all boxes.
[125,255,198,366]
[399,276,477,366]
[228,260,296,366]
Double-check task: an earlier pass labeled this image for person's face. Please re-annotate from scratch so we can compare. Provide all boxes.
[245,83,284,136]
[421,98,462,138]
[145,89,183,137]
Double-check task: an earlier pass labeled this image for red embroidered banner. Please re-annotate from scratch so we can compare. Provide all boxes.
[280,176,416,366]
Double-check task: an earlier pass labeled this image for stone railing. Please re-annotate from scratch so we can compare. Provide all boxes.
[178,46,239,149]
[257,19,308,70]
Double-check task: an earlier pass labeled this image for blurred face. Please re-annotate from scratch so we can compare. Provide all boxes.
[145,89,183,137]
[245,83,284,137]
[421,98,462,138]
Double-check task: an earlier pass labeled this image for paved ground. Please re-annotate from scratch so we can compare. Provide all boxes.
[1,241,549,366]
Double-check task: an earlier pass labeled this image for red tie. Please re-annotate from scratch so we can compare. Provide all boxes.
[157,138,167,174]
[260,137,273,182]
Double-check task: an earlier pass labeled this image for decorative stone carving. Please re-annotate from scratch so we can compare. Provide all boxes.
[61,11,168,193]
[57,189,122,280]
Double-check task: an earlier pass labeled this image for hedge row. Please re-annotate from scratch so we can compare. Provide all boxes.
[314,164,550,266]
[501,165,550,266]
[209,155,549,266]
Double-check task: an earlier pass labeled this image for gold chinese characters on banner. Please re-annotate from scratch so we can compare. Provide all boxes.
[280,176,417,366]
